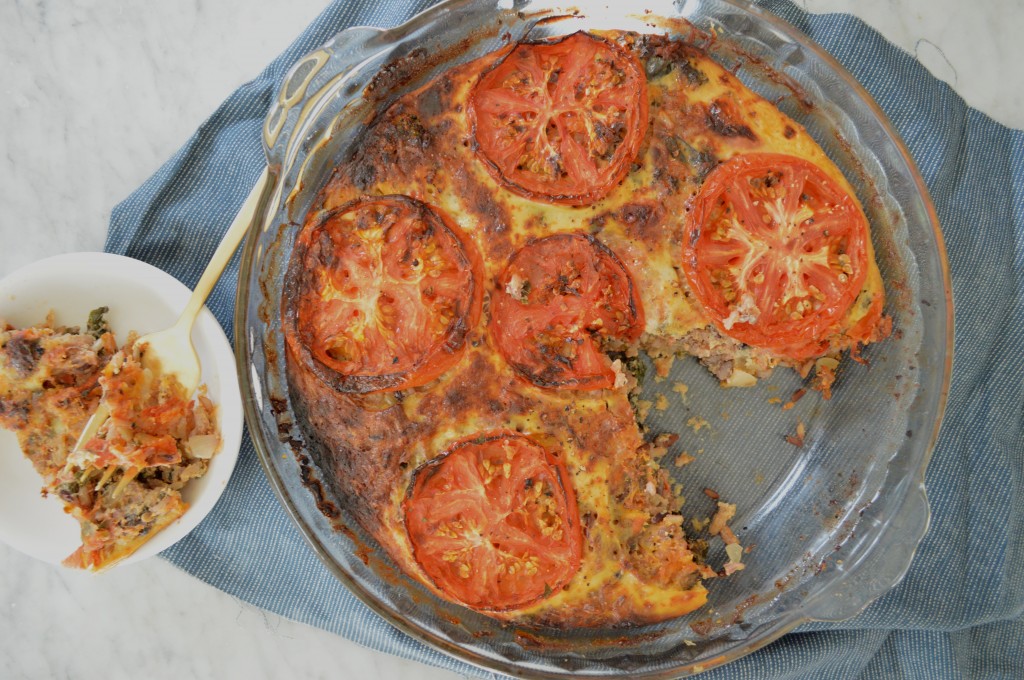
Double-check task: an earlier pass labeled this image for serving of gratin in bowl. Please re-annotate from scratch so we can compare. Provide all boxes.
[235,0,952,676]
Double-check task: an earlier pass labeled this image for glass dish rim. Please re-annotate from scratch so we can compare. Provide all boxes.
[233,0,955,676]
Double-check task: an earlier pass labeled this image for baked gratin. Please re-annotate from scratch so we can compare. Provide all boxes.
[0,311,221,570]
[282,30,889,626]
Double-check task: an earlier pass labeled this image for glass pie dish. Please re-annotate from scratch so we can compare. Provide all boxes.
[234,0,953,676]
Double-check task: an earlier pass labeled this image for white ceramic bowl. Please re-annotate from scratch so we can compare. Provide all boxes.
[0,251,243,568]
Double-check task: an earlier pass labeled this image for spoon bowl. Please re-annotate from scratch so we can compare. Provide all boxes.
[72,168,269,454]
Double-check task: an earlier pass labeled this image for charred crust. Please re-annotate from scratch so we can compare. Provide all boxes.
[3,334,44,376]
[706,99,757,140]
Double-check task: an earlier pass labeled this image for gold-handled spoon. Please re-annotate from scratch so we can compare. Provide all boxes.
[71,168,269,456]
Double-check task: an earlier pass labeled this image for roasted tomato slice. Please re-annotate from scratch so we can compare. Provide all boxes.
[404,431,582,611]
[490,233,644,389]
[469,32,649,206]
[682,153,870,360]
[284,195,481,393]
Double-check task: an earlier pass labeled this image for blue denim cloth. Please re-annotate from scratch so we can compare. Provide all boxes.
[105,1,1024,677]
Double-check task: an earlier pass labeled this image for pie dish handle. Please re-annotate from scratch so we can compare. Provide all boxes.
[262,25,387,168]
[801,480,930,622]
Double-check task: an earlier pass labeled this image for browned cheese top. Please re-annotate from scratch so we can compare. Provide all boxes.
[283,31,885,626]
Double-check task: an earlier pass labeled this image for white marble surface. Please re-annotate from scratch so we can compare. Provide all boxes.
[0,1,1019,678]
